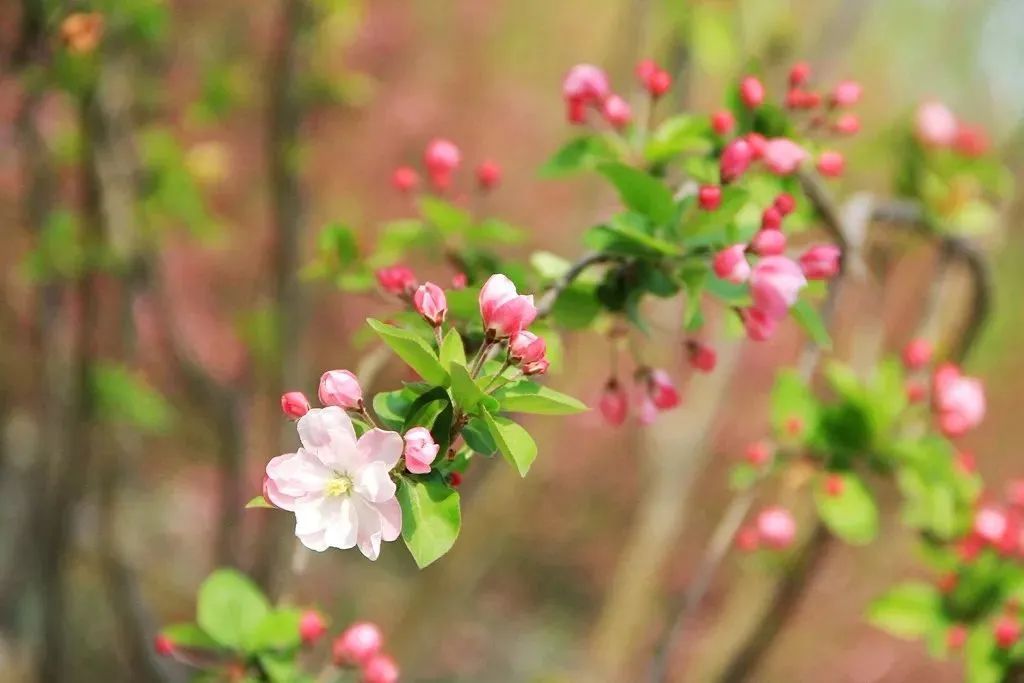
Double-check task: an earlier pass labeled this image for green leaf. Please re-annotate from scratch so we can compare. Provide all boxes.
[248,609,303,651]
[814,473,879,545]
[585,215,682,257]
[196,569,270,650]
[551,283,602,330]
[530,251,573,280]
[598,163,676,225]
[91,362,174,433]
[161,623,221,650]
[644,114,713,163]
[419,197,471,236]
[867,582,942,639]
[245,496,273,509]
[438,329,467,368]
[367,319,448,386]
[397,473,461,568]
[449,363,496,414]
[316,222,359,267]
[462,417,497,456]
[493,381,588,415]
[402,387,452,431]
[539,135,615,178]
[258,652,301,683]
[682,186,749,245]
[790,299,832,349]
[482,411,538,476]
[770,369,818,438]
[965,627,1003,683]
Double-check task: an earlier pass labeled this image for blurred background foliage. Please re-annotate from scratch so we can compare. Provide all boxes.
[1,0,1023,681]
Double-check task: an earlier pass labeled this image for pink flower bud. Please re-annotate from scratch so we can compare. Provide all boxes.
[762,138,807,175]
[638,395,658,425]
[643,69,672,98]
[824,475,844,497]
[363,654,400,683]
[563,64,611,104]
[773,193,796,216]
[816,150,844,177]
[566,97,587,124]
[750,256,807,319]
[833,113,860,135]
[932,363,985,437]
[947,625,967,650]
[742,307,777,342]
[698,185,722,211]
[906,381,927,403]
[746,133,767,159]
[711,110,734,135]
[602,94,632,129]
[756,506,796,549]
[745,442,771,467]
[413,282,447,326]
[599,380,628,426]
[281,391,310,419]
[735,526,760,552]
[739,76,765,108]
[479,274,537,338]
[954,124,989,157]
[760,206,783,230]
[509,331,546,365]
[375,265,417,296]
[719,139,753,183]
[451,272,468,289]
[915,101,957,147]
[391,166,419,193]
[902,339,932,369]
[476,160,502,190]
[798,244,841,279]
[522,358,550,376]
[788,62,811,88]
[751,229,786,256]
[646,369,681,411]
[829,80,862,107]
[635,59,657,82]
[319,370,362,409]
[299,610,327,645]
[424,138,461,175]
[404,426,440,474]
[154,634,174,656]
[974,505,1008,544]
[686,341,716,372]
[332,622,383,666]
[712,244,750,284]
[995,617,1021,649]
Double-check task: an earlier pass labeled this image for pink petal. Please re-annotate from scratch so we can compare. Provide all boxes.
[354,461,397,503]
[355,429,404,470]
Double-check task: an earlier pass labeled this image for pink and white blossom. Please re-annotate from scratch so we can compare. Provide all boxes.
[403,427,440,475]
[479,274,537,338]
[750,256,807,319]
[264,407,403,560]
[757,506,796,549]
[915,101,958,147]
[830,80,862,107]
[375,265,417,296]
[742,307,777,342]
[363,654,400,683]
[333,622,383,666]
[319,369,363,409]
[413,282,447,326]
[799,244,841,279]
[281,391,311,419]
[762,138,807,176]
[509,331,547,366]
[713,244,750,284]
[932,363,986,437]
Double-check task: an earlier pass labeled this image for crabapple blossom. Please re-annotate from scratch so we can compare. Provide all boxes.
[476,160,502,190]
[299,610,327,645]
[509,331,546,366]
[713,244,750,284]
[363,654,400,683]
[391,166,419,193]
[424,138,461,175]
[319,370,363,409]
[739,76,765,108]
[720,138,753,183]
[602,94,632,129]
[915,101,958,147]
[563,64,610,122]
[698,185,722,211]
[646,369,681,411]
[816,150,844,177]
[686,340,717,373]
[932,363,986,437]
[757,506,796,549]
[599,380,628,426]
[635,59,657,82]
[451,272,468,289]
[522,358,550,376]
[974,505,1008,544]
[751,229,786,257]
[375,265,417,295]
[640,65,672,98]
[750,256,807,320]
[902,338,933,369]
[403,427,439,475]
[789,62,811,88]
[762,138,807,175]
[281,391,311,419]
[333,622,383,666]
[798,244,841,279]
[711,110,735,135]
[264,407,403,560]
[829,80,862,107]
[413,282,447,326]
[742,307,777,342]
[833,113,860,135]
[478,274,538,338]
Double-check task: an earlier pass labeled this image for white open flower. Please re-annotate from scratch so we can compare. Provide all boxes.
[264,407,403,560]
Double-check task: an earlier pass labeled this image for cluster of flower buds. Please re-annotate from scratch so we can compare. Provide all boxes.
[561,59,674,130]
[898,338,986,438]
[914,101,991,157]
[597,367,681,427]
[333,622,399,683]
[479,274,548,375]
[736,505,797,552]
[391,138,502,194]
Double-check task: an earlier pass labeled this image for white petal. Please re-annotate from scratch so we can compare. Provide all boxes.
[297,528,329,552]
[294,497,327,535]
[354,461,397,503]
[375,496,403,542]
[323,497,359,550]
[266,451,331,497]
[264,477,297,511]
[297,406,356,451]
[353,497,384,561]
[355,429,404,469]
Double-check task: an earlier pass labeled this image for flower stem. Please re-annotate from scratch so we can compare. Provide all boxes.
[483,359,514,392]
[357,403,380,429]
[469,338,494,378]
[433,325,444,348]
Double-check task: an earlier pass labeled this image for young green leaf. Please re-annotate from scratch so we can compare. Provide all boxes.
[814,473,880,545]
[248,609,303,651]
[160,623,221,650]
[367,319,448,386]
[196,569,270,650]
[770,369,818,438]
[482,411,538,476]
[439,329,467,368]
[867,581,942,639]
[539,135,615,178]
[790,299,832,349]
[462,417,498,456]
[598,162,676,225]
[397,473,461,569]
[245,496,273,509]
[493,381,588,415]
[449,363,494,414]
